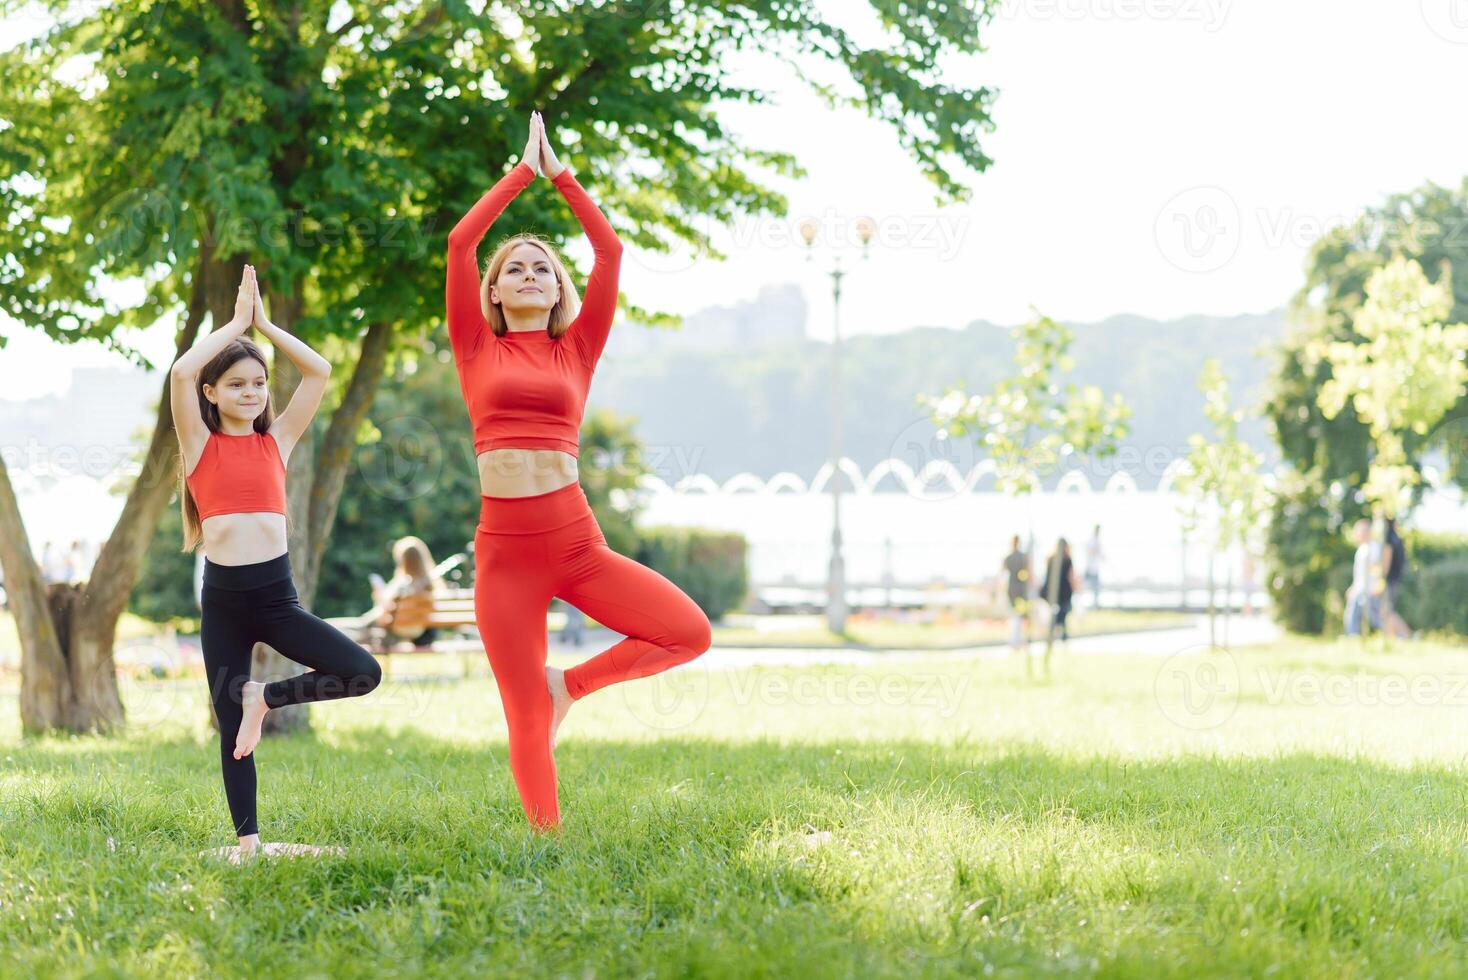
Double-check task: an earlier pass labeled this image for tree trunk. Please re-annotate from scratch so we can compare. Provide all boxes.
[8,249,210,734]
[0,453,73,733]
[68,249,216,732]
[301,320,393,607]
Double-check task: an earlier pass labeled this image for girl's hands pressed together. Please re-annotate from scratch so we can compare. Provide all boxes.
[232,265,257,329]
[251,266,273,331]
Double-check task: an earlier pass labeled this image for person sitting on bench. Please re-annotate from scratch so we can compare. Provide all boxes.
[338,536,443,649]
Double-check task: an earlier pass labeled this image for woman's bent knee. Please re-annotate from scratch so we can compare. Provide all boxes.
[675,611,713,662]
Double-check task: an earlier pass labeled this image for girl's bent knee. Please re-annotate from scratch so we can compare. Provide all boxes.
[357,656,383,695]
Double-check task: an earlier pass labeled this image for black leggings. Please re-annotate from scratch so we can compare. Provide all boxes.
[200,552,382,837]
[1049,601,1072,641]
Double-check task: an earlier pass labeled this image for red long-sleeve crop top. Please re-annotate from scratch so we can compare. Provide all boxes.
[445,161,624,458]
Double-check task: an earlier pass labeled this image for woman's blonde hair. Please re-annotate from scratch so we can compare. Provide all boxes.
[480,234,581,337]
[392,535,441,593]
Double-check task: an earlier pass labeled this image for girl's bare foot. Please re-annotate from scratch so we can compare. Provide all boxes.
[546,665,573,750]
[201,840,345,865]
[234,681,270,759]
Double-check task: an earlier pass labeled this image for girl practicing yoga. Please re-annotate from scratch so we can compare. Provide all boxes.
[171,264,382,859]
[446,111,712,832]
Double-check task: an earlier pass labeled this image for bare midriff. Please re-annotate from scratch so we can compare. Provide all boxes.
[477,447,580,498]
[199,513,290,566]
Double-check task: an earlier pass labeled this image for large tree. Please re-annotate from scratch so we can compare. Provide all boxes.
[0,0,1002,733]
[1263,179,1468,633]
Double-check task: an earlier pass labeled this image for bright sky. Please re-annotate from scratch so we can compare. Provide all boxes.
[3,0,1466,400]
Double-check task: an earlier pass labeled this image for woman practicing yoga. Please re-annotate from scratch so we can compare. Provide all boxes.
[172,265,382,859]
[446,111,712,832]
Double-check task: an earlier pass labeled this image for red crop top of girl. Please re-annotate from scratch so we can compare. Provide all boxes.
[171,264,381,863]
[444,112,711,834]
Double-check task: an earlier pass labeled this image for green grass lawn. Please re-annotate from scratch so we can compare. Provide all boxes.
[4,635,1468,977]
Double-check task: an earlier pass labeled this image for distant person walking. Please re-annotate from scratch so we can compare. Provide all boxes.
[1042,537,1079,645]
[40,540,67,585]
[1381,516,1413,640]
[64,539,89,585]
[559,602,586,648]
[1343,518,1384,637]
[1240,552,1257,617]
[1001,535,1031,654]
[1083,524,1103,609]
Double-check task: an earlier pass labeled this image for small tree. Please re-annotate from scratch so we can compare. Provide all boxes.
[1173,359,1270,650]
[922,310,1130,674]
[1311,255,1468,640]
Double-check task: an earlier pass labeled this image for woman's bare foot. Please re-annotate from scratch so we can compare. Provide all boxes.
[233,681,270,759]
[546,665,573,750]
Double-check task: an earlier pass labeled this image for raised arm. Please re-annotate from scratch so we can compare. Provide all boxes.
[252,279,330,464]
[171,264,255,469]
[549,167,624,371]
[445,115,543,362]
[536,118,623,370]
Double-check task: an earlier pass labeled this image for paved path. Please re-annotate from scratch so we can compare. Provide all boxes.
[548,614,1283,673]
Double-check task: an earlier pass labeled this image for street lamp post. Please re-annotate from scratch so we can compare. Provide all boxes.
[799,217,873,634]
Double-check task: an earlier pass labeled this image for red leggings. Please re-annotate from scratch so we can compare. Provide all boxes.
[474,480,712,831]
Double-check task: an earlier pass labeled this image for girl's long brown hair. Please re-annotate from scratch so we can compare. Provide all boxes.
[480,234,581,338]
[178,338,290,552]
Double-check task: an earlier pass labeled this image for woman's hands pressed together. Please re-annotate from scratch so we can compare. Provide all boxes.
[536,112,566,180]
[522,112,544,178]
[521,110,566,181]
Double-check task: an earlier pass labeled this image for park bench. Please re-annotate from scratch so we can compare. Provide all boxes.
[352,585,485,678]
[336,553,588,677]
[329,553,483,677]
